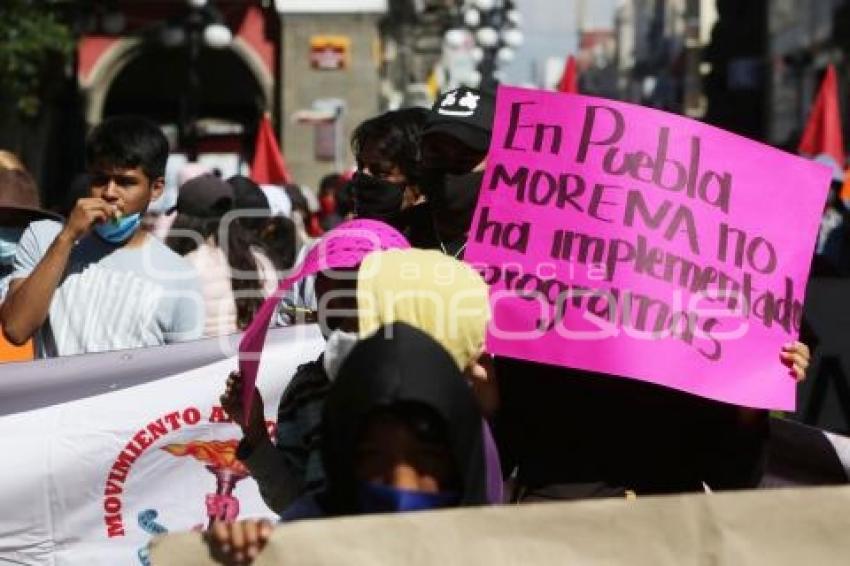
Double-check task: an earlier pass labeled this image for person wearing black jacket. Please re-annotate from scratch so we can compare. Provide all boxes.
[209,322,489,563]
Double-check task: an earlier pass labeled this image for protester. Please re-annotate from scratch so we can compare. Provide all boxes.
[228,175,295,273]
[240,182,296,274]
[409,86,816,500]
[260,216,296,274]
[0,167,62,362]
[0,169,61,286]
[227,175,271,241]
[278,106,431,322]
[335,175,356,221]
[273,182,333,325]
[150,162,212,241]
[415,87,495,257]
[346,107,430,233]
[260,226,304,328]
[492,342,810,501]
[356,248,498,416]
[0,116,204,356]
[303,320,490,516]
[283,183,314,243]
[209,321,488,563]
[356,248,502,501]
[220,220,410,514]
[222,243,508,516]
[165,175,277,336]
[315,173,346,233]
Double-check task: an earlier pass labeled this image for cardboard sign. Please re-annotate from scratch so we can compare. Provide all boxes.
[464,86,831,410]
[153,484,850,566]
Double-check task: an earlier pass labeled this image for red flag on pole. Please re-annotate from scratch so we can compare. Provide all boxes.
[798,64,845,171]
[251,113,292,185]
[557,55,579,93]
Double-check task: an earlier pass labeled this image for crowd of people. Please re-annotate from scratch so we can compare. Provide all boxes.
[0,85,843,564]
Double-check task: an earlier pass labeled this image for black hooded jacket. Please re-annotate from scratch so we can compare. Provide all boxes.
[320,322,488,515]
[494,357,769,498]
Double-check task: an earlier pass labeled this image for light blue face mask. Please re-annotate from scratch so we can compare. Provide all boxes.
[94,213,141,244]
[0,227,24,266]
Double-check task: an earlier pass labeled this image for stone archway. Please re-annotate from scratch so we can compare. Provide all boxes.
[82,37,273,127]
[80,37,140,126]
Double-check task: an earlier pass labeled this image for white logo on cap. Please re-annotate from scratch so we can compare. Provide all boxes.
[438,90,480,117]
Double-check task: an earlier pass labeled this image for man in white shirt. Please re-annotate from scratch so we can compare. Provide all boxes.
[1,116,204,357]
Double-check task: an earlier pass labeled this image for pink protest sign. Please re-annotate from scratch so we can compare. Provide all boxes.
[464,86,831,410]
[238,220,410,423]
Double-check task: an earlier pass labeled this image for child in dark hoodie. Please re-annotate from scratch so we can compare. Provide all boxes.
[209,322,488,563]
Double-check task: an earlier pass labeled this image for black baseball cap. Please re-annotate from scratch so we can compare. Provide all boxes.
[173,174,233,218]
[423,87,496,154]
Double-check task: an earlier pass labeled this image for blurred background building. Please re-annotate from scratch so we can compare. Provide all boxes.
[615,0,717,117]
[612,0,850,147]
[1,0,388,202]
[767,0,846,148]
[3,0,850,206]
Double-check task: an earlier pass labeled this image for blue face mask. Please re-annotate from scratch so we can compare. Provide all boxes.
[94,213,141,244]
[358,482,458,514]
[0,227,24,266]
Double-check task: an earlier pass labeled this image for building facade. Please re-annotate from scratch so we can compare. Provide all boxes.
[72,0,387,189]
[614,0,850,148]
[766,0,846,148]
[614,0,716,118]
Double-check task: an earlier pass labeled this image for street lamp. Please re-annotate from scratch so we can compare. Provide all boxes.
[445,0,524,89]
[475,27,500,48]
[157,0,233,159]
[203,23,233,49]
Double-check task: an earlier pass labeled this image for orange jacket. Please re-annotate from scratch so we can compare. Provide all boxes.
[0,333,33,362]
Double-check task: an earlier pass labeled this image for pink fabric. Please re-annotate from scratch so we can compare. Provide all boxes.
[238,219,410,422]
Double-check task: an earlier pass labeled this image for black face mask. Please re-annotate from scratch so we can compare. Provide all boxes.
[348,172,407,231]
[423,170,484,239]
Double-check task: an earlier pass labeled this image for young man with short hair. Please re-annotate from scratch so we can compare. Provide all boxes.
[1,116,204,357]
[347,107,430,232]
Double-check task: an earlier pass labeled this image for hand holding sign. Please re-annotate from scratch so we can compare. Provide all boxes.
[465,86,830,410]
[780,341,811,382]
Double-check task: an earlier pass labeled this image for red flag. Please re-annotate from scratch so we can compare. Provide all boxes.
[251,113,292,185]
[557,55,579,93]
[798,64,845,170]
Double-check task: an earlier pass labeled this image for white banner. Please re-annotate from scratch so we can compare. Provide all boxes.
[0,326,325,566]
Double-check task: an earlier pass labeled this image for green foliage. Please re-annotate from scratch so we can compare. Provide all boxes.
[0,1,74,117]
